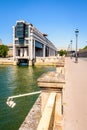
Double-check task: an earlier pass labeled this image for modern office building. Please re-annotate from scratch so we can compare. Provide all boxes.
[13,20,57,65]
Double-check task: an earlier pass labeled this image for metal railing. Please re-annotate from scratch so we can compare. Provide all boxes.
[6,91,41,108]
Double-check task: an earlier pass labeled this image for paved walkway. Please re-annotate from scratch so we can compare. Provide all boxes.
[63,58,87,130]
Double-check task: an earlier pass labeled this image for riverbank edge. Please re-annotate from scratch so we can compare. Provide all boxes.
[0,61,13,65]
[0,59,57,66]
[0,58,13,65]
[19,95,41,130]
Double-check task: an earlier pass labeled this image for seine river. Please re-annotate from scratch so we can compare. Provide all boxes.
[0,65,55,130]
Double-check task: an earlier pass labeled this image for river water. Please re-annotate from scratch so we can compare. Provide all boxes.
[0,65,55,130]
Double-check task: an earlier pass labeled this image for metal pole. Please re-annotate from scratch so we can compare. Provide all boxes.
[75,29,79,63]
[70,40,72,59]
[6,91,41,108]
[76,34,78,62]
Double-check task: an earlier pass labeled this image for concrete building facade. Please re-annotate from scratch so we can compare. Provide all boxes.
[13,20,57,65]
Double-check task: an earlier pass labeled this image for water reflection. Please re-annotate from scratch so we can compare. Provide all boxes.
[0,65,55,130]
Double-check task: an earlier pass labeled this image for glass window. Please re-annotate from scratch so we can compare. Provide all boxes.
[35,41,43,48]
[15,22,25,38]
[45,46,49,56]
[15,40,19,44]
[19,38,24,44]
[15,22,29,38]
[26,40,29,44]
[25,25,28,37]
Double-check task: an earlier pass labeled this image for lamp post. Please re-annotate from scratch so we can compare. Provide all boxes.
[75,29,79,63]
[70,40,72,59]
[67,44,70,57]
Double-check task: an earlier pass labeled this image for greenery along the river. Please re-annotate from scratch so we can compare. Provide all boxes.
[0,65,55,130]
[0,45,9,57]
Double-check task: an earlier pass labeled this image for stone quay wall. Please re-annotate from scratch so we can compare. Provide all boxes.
[0,58,13,65]
[0,56,62,66]
[19,57,65,130]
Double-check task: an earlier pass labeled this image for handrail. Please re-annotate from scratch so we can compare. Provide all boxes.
[6,91,41,108]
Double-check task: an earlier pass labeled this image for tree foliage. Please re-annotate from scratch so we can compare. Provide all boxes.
[83,45,87,50]
[0,45,9,57]
[58,49,67,56]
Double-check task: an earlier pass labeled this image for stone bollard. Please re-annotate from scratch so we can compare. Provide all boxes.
[37,71,65,130]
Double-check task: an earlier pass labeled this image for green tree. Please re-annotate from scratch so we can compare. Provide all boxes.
[58,49,67,56]
[0,45,9,57]
[83,45,87,50]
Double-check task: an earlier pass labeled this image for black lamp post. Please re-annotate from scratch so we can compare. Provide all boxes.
[75,29,79,63]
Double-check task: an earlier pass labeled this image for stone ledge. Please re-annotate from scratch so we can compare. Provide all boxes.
[37,71,65,83]
[19,95,41,130]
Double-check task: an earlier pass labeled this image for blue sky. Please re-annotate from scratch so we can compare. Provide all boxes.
[0,0,87,49]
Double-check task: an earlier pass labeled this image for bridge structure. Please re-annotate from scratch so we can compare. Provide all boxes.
[13,20,57,65]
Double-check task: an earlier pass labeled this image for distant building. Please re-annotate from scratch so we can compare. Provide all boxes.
[7,43,13,57]
[58,47,67,51]
[13,20,57,65]
[78,49,87,57]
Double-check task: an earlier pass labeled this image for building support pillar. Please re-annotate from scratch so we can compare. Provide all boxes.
[33,39,35,59]
[29,37,33,66]
[13,26,16,61]
[24,48,27,57]
[49,48,51,56]
[29,38,33,60]
[43,44,46,57]
[20,48,23,57]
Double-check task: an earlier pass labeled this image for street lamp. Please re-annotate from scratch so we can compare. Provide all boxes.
[75,29,79,63]
[70,40,72,59]
[67,44,70,57]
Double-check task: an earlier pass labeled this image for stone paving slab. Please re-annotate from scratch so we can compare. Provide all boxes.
[63,58,87,130]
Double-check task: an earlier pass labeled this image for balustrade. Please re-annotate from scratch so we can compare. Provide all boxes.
[37,59,65,130]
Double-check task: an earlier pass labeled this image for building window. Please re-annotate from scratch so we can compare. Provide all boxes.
[15,40,19,44]
[15,22,25,38]
[15,22,29,38]
[26,40,29,44]
[15,38,24,44]
[25,25,28,38]
[35,41,43,48]
[45,46,49,56]
[19,38,24,44]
